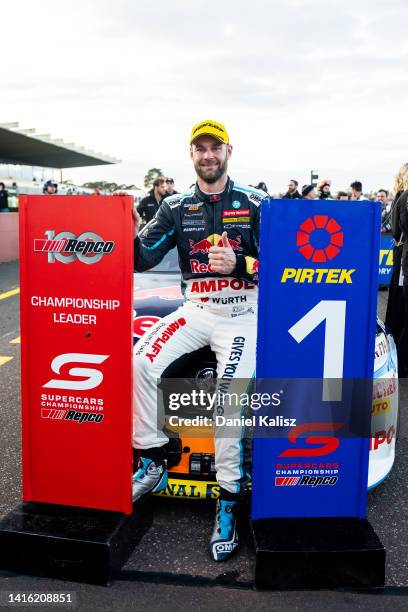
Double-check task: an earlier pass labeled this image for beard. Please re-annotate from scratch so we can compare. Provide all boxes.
[194,153,228,184]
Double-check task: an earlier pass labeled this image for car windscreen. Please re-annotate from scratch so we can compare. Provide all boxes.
[148,247,180,273]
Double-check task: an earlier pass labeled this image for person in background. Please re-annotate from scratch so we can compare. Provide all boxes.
[137,176,167,225]
[350,180,367,201]
[336,191,350,201]
[377,189,391,233]
[0,182,9,210]
[318,179,332,200]
[386,163,408,374]
[165,178,178,197]
[43,180,58,195]
[255,181,269,193]
[284,179,301,199]
[301,184,316,199]
[376,189,389,207]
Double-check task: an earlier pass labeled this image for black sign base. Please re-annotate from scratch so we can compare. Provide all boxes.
[251,517,385,590]
[0,500,152,585]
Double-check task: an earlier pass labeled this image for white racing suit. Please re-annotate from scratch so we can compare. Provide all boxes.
[133,179,266,495]
[133,297,257,494]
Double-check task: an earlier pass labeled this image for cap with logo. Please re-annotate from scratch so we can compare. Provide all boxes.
[190,120,229,145]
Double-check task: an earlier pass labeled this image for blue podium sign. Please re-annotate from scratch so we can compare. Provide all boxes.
[252,199,381,519]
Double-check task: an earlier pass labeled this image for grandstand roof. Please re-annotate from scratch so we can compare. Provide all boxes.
[0,122,120,168]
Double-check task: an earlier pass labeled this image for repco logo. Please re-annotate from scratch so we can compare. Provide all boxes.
[34,230,115,264]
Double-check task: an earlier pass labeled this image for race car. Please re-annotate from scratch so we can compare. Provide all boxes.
[133,248,399,499]
[369,318,398,488]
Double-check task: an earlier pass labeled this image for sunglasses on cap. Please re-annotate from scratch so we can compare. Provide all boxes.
[165,178,174,183]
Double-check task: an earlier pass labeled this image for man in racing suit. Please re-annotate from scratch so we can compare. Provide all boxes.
[132,119,265,561]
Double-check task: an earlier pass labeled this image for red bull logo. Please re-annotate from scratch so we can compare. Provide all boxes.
[190,260,213,273]
[297,216,344,263]
[228,236,243,251]
[189,233,243,256]
[189,238,212,255]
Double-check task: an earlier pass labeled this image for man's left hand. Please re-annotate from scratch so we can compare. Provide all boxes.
[208,232,236,274]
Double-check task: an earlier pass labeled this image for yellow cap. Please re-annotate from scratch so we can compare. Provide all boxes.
[190,119,229,145]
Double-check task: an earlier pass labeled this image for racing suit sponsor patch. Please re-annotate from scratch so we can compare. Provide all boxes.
[216,336,246,415]
[223,209,250,217]
[145,317,187,363]
[245,257,258,275]
[190,259,214,273]
[210,296,247,305]
[249,192,263,204]
[190,278,255,294]
[222,217,250,224]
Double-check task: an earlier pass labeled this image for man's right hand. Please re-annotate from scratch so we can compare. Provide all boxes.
[132,208,141,238]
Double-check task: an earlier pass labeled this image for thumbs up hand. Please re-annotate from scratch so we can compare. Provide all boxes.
[208,231,237,274]
[221,232,231,249]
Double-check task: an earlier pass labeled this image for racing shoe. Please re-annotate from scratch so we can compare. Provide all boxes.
[132,456,168,502]
[209,499,239,561]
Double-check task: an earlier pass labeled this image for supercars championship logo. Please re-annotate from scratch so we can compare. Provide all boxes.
[34,230,115,264]
[40,353,108,425]
[274,423,342,487]
[281,215,355,284]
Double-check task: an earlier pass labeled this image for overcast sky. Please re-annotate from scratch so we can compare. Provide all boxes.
[2,0,408,193]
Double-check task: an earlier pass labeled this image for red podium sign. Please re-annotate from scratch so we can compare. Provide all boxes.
[19,196,133,514]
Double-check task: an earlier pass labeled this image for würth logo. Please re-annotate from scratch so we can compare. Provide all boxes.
[34,230,115,264]
[296,216,343,263]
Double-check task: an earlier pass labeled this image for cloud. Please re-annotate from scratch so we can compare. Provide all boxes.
[1,0,407,192]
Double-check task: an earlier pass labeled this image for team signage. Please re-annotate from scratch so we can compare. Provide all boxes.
[19,196,134,514]
[378,234,394,286]
[252,199,381,519]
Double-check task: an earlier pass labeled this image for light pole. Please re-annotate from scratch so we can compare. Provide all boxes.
[311,169,319,187]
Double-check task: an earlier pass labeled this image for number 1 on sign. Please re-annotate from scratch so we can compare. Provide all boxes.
[288,300,347,401]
